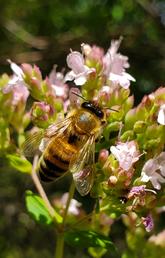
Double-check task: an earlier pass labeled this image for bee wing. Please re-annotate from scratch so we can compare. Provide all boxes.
[45,117,73,138]
[23,117,73,157]
[69,136,95,196]
[22,130,45,157]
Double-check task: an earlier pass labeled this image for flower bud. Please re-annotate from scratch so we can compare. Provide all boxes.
[98,149,109,164]
[120,130,134,141]
[29,77,43,100]
[124,95,134,111]
[22,64,44,101]
[146,125,163,139]
[81,43,92,56]
[108,175,118,187]
[33,65,42,81]
[31,102,56,128]
[133,121,146,133]
[125,108,136,129]
[21,63,33,79]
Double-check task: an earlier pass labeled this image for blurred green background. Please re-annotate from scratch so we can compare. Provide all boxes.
[0,0,165,257]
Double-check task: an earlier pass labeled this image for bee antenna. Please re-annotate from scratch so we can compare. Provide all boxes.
[71,91,87,101]
[104,107,119,112]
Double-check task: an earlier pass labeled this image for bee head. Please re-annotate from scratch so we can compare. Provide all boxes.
[81,101,104,120]
[71,91,117,124]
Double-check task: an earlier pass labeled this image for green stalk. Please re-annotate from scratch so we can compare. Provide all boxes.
[62,180,75,225]
[55,180,75,258]
[55,232,64,258]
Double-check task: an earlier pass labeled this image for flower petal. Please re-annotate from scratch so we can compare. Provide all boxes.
[8,60,24,78]
[67,51,85,74]
[157,104,165,125]
[74,75,87,85]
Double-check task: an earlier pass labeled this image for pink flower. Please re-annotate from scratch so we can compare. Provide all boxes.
[3,60,29,107]
[103,38,135,89]
[49,66,69,100]
[128,185,146,198]
[157,104,165,125]
[65,51,95,85]
[81,43,104,63]
[110,140,140,171]
[142,214,154,232]
[141,152,165,190]
[3,81,29,107]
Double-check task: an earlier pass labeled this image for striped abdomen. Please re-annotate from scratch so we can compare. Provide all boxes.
[38,136,78,182]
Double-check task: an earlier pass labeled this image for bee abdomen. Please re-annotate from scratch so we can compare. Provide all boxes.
[38,157,65,182]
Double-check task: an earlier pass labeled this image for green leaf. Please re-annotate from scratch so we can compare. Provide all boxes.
[7,154,32,173]
[65,230,115,250]
[25,190,53,225]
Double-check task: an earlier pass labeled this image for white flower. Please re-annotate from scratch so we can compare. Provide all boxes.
[110,140,140,171]
[109,72,135,89]
[3,60,29,106]
[103,38,135,89]
[61,193,81,215]
[141,152,165,190]
[157,104,165,125]
[7,59,24,85]
[65,51,95,85]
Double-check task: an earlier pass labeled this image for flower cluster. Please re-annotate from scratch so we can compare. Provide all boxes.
[0,37,165,257]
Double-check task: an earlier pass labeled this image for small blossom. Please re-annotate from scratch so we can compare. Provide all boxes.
[65,51,95,85]
[103,38,135,89]
[141,152,165,190]
[3,81,29,108]
[128,185,146,199]
[4,60,29,104]
[110,140,140,171]
[142,214,154,232]
[2,60,29,114]
[61,193,81,216]
[82,43,104,63]
[49,66,69,100]
[157,104,165,125]
[2,63,29,131]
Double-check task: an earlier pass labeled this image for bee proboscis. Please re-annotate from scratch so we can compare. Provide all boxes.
[23,94,107,196]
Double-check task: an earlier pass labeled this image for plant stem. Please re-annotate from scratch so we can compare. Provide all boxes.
[62,180,75,226]
[31,155,55,218]
[55,232,64,258]
[54,180,75,258]
[32,156,75,258]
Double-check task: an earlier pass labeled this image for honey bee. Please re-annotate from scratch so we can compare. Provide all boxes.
[23,92,107,196]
